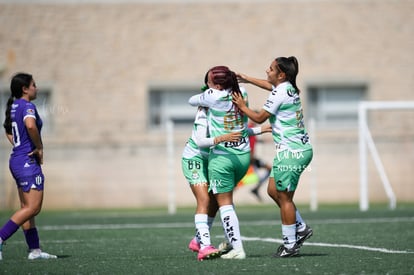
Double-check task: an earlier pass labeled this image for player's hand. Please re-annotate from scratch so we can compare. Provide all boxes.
[223,131,242,143]
[28,148,43,165]
[261,124,272,133]
[215,131,242,144]
[236,72,249,83]
[232,92,246,109]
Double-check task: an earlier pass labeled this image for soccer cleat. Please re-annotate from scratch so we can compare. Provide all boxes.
[220,248,246,259]
[218,241,232,254]
[188,238,200,252]
[28,249,57,260]
[197,245,220,261]
[272,244,299,258]
[296,225,313,247]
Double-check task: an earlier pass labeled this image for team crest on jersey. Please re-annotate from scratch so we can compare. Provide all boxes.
[287,89,295,97]
[192,171,200,180]
[26,109,35,115]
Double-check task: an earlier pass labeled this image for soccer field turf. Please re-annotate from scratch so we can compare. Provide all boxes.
[0,204,413,274]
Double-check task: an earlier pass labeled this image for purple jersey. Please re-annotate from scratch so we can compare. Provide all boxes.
[8,98,44,192]
[10,98,43,157]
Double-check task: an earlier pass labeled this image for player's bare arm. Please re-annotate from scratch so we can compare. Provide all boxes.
[214,131,242,145]
[232,93,270,124]
[236,72,273,91]
[260,124,272,133]
[25,117,43,164]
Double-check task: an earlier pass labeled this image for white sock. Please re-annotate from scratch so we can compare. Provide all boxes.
[193,216,215,243]
[295,210,306,232]
[195,214,211,248]
[219,205,243,250]
[282,224,297,249]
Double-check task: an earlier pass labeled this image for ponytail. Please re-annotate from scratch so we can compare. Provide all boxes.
[276,56,300,94]
[230,71,244,118]
[3,72,33,134]
[288,56,300,94]
[3,96,14,134]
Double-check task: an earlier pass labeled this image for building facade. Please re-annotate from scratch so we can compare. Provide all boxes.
[0,0,413,209]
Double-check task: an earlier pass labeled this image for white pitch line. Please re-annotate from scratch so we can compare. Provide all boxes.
[39,216,414,231]
[241,236,414,254]
[37,216,414,255]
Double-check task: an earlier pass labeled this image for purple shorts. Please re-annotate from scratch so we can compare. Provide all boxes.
[9,155,44,192]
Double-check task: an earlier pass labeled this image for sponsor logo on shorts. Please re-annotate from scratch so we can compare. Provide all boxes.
[19,181,29,186]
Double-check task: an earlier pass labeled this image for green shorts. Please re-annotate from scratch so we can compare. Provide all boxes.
[270,149,313,192]
[208,152,250,194]
[181,155,208,185]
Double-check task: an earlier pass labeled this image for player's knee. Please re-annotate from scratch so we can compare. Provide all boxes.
[27,205,42,217]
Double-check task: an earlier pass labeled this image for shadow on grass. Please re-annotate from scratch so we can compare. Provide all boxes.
[295,253,328,257]
[55,255,71,259]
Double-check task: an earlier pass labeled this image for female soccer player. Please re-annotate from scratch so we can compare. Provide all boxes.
[182,104,241,261]
[189,66,250,259]
[184,80,270,261]
[233,56,313,257]
[0,73,57,260]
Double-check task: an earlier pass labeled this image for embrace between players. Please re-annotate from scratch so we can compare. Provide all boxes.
[181,56,313,261]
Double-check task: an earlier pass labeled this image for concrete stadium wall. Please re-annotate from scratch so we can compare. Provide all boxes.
[0,0,413,209]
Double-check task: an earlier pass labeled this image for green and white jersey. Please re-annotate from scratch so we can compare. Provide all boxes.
[189,87,250,155]
[262,82,312,152]
[182,108,211,160]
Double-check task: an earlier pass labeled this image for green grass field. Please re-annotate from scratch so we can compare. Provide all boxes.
[0,203,413,274]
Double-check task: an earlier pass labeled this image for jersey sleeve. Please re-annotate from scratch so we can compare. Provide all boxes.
[262,88,285,115]
[193,125,215,148]
[188,89,217,108]
[23,102,37,121]
[192,107,215,148]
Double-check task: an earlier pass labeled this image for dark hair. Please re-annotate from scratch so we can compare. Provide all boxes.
[209,65,242,95]
[3,72,33,134]
[200,71,209,91]
[275,56,300,94]
[209,65,244,118]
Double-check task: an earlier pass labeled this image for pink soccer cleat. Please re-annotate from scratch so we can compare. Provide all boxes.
[197,245,220,261]
[188,238,200,252]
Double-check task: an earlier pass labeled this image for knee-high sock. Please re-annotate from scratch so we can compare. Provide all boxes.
[0,220,20,242]
[193,215,215,243]
[295,210,306,232]
[219,205,243,250]
[282,224,297,249]
[195,214,211,248]
[24,227,40,250]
